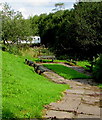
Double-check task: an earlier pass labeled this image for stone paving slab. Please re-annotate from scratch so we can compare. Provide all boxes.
[70,85,91,90]
[77,103,100,116]
[45,110,74,118]
[82,95,100,106]
[65,81,83,87]
[72,79,98,86]
[84,90,95,96]
[46,95,81,112]
[66,89,85,95]
[43,72,68,84]
[63,94,83,101]
[76,114,100,118]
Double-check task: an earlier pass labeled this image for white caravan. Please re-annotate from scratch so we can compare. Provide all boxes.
[5,36,41,44]
[20,36,41,44]
[31,36,41,44]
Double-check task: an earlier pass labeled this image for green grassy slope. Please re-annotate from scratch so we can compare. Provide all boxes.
[43,64,91,80]
[1,51,69,118]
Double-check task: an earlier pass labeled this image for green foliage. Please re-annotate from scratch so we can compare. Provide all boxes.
[93,54,102,83]
[37,2,102,60]
[1,2,102,60]
[1,3,33,46]
[43,64,91,79]
[98,84,102,89]
[57,55,67,60]
[74,2,102,59]
[38,2,102,59]
[54,60,68,63]
[53,3,65,11]
[29,15,40,35]
[2,51,69,118]
[76,61,91,69]
[2,44,29,56]
[7,45,22,55]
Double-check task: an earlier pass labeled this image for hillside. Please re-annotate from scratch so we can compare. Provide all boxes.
[1,51,69,118]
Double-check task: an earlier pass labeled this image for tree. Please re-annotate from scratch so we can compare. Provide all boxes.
[52,3,65,11]
[29,15,39,36]
[1,3,22,44]
[1,3,33,45]
[74,2,102,59]
[93,54,102,83]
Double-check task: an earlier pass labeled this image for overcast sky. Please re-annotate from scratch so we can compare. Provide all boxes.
[0,0,77,19]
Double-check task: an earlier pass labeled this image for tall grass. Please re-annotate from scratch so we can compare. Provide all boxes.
[1,51,69,118]
[21,46,54,58]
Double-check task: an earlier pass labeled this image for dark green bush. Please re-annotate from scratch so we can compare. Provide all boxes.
[57,55,69,60]
[1,44,7,51]
[93,54,102,83]
[3,44,22,56]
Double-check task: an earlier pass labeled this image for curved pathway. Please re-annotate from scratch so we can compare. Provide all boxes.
[42,63,101,119]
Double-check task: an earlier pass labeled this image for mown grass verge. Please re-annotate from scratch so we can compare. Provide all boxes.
[76,61,91,69]
[1,51,69,119]
[33,59,68,63]
[43,64,91,80]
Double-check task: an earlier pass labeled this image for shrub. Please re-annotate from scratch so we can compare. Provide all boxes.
[93,54,102,83]
[2,44,22,56]
[8,45,22,55]
[57,55,69,60]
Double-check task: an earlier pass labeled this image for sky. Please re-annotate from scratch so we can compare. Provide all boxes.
[0,0,77,19]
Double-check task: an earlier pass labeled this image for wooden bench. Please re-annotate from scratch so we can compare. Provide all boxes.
[38,55,56,62]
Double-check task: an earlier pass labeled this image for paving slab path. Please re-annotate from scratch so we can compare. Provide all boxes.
[41,63,101,119]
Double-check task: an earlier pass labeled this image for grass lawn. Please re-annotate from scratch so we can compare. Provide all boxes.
[43,64,91,80]
[54,60,68,63]
[1,51,69,118]
[76,61,91,69]
[33,58,68,63]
